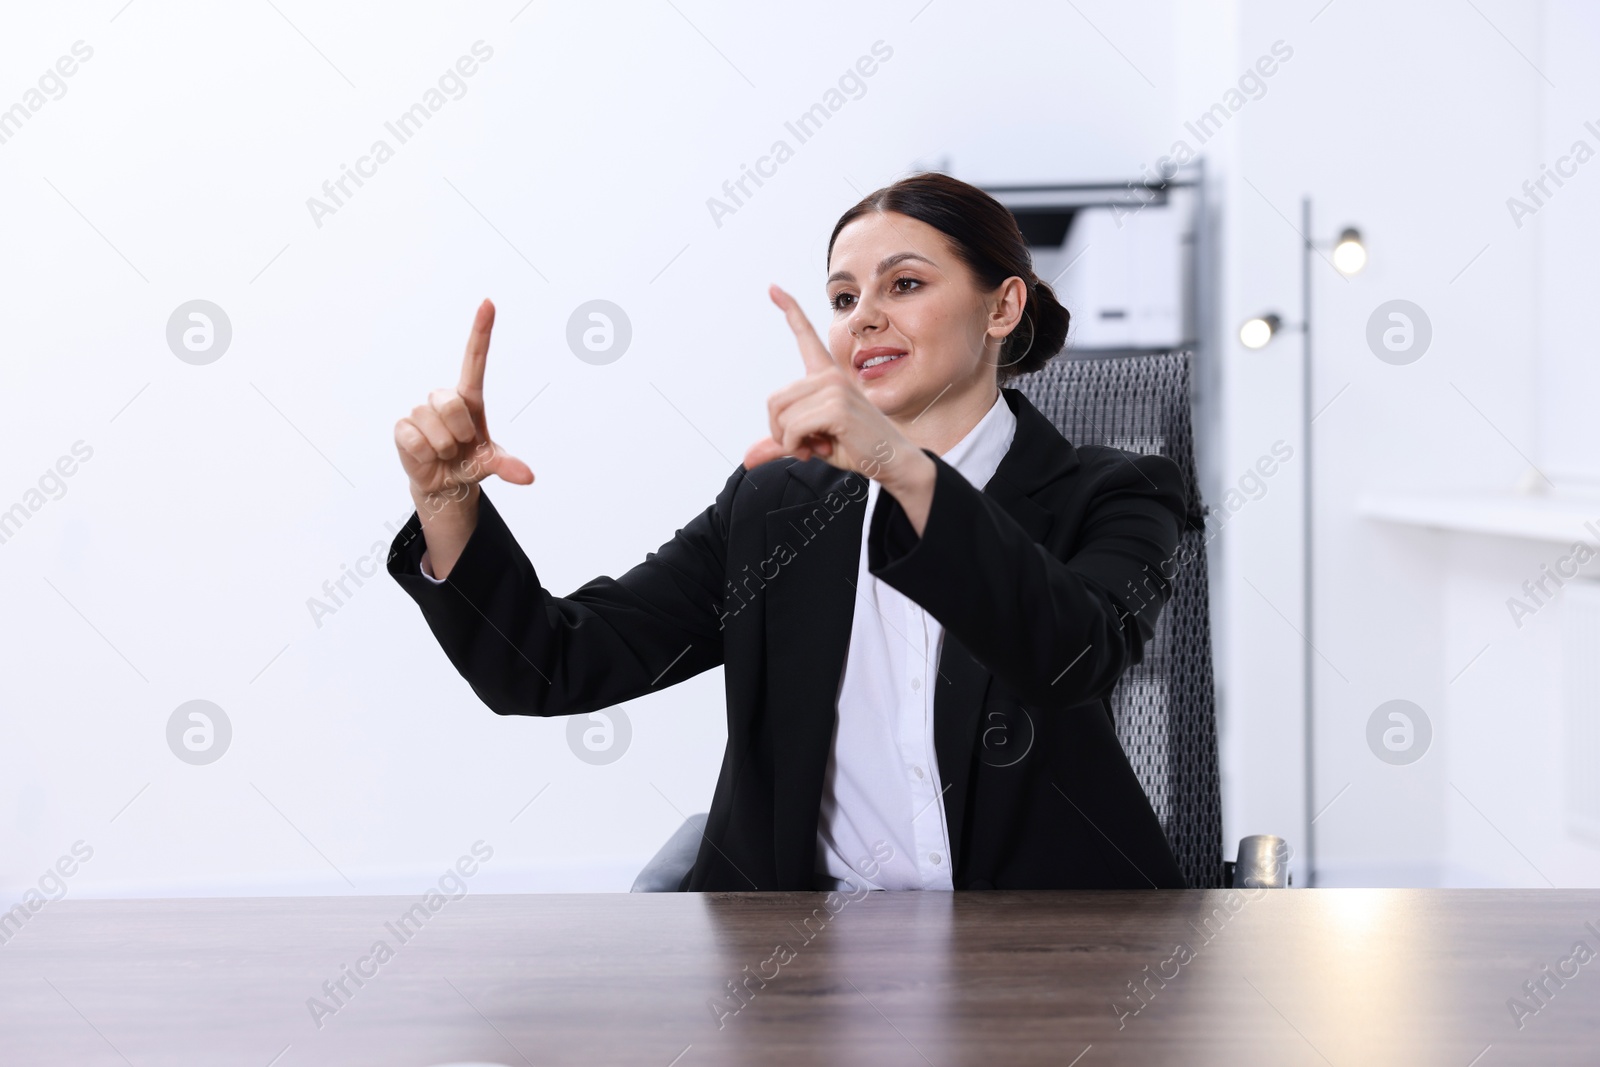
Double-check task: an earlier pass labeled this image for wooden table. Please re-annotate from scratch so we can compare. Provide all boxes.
[1,889,1596,1065]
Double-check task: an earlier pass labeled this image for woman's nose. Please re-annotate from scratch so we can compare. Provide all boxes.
[849,293,886,333]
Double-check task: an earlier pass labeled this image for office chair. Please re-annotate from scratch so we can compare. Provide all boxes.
[633,351,1282,891]
[1014,350,1230,889]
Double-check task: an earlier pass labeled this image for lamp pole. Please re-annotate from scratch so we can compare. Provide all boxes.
[1240,201,1365,889]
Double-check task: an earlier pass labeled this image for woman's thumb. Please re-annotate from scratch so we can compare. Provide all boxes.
[482,440,535,485]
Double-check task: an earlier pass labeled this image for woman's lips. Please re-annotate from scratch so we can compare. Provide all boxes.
[855,348,907,381]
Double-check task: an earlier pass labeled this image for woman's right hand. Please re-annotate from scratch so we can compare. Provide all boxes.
[394,298,535,501]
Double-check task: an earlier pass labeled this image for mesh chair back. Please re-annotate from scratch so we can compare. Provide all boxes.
[1013,351,1223,889]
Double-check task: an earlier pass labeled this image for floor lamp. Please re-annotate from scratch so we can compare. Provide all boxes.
[1239,198,1366,888]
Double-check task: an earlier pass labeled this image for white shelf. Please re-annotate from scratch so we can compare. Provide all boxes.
[1359,492,1600,545]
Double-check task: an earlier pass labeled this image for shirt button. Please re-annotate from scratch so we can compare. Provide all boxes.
[911,677,922,691]
[930,852,942,865]
[913,766,925,779]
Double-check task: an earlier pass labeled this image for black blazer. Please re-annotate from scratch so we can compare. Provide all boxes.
[387,386,1189,890]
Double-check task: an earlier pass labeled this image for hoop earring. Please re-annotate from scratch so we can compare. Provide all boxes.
[984,312,1036,372]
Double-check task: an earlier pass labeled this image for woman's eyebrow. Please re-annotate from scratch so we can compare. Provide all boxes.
[826,251,937,286]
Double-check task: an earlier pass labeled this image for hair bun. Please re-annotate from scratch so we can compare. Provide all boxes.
[996,277,1069,383]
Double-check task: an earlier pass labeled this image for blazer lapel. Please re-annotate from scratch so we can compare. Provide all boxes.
[762,462,869,887]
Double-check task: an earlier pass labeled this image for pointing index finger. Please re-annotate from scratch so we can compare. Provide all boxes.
[769,284,837,374]
[458,298,495,404]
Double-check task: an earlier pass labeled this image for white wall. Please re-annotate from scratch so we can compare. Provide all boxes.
[1218,0,1600,888]
[1537,2,1600,490]
[1431,0,1600,887]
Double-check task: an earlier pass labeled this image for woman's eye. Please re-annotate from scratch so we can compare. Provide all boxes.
[830,278,917,310]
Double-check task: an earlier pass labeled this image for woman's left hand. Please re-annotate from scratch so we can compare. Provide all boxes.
[742,284,918,485]
[742,284,940,534]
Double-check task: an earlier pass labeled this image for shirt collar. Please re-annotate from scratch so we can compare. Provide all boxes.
[935,387,1017,492]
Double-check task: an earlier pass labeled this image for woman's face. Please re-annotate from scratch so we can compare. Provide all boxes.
[825,210,1019,421]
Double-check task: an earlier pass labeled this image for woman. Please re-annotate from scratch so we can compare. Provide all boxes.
[387,172,1189,891]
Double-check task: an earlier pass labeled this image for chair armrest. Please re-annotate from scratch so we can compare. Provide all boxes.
[630,813,709,892]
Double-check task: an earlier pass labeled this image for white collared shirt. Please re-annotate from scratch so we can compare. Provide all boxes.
[816,388,1016,891]
[416,390,1019,893]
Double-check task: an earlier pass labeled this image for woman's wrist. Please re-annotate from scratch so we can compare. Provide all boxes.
[874,447,937,538]
[409,480,482,580]
[410,479,481,520]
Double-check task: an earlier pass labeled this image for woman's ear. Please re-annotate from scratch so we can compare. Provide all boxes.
[986,276,1029,342]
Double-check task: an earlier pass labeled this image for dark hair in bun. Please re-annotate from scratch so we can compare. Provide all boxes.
[826,171,1070,384]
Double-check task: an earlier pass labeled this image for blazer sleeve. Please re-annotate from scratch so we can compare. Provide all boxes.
[864,448,1185,711]
[386,467,743,717]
